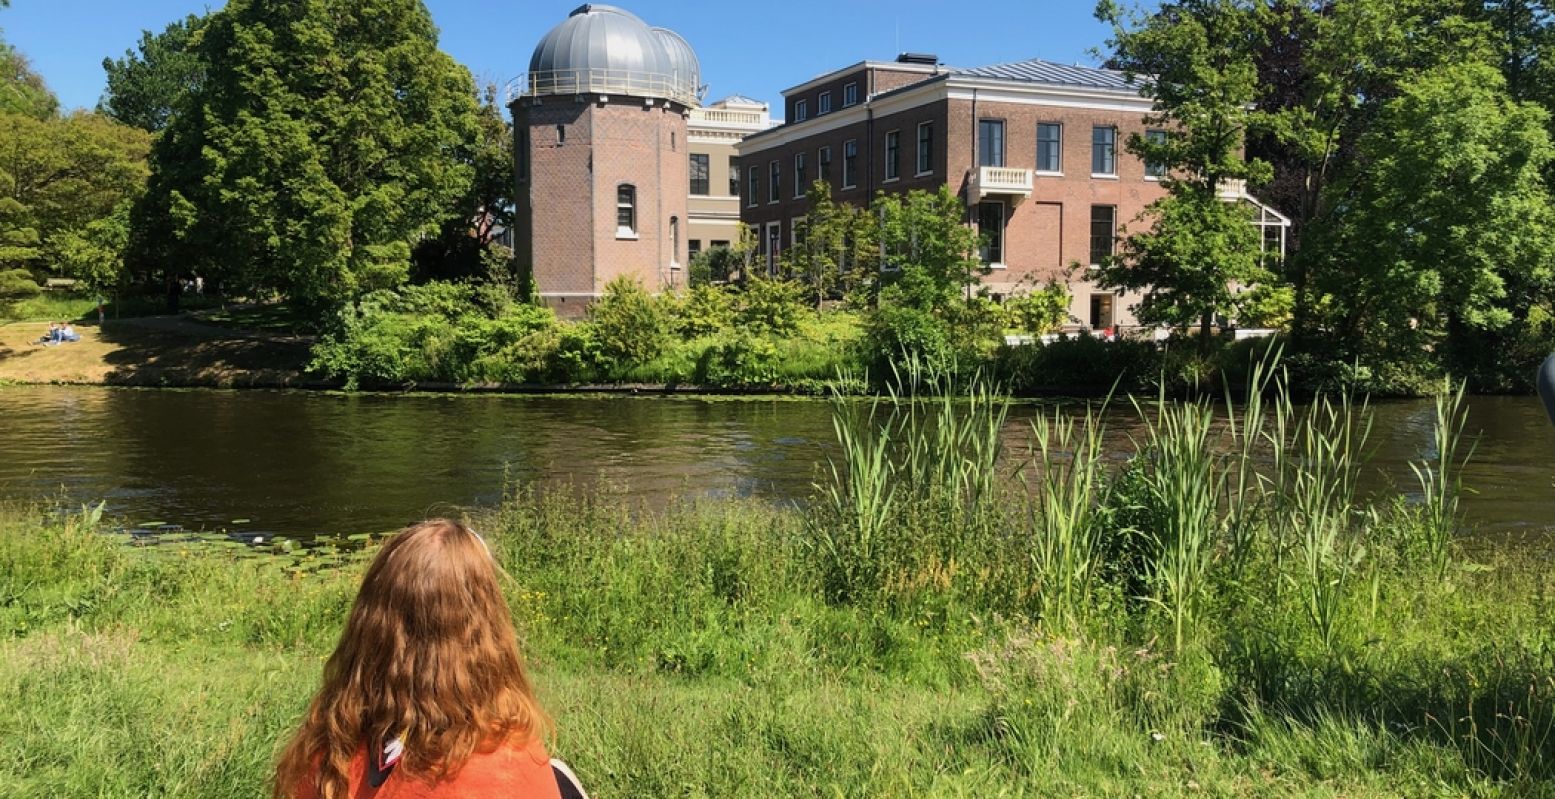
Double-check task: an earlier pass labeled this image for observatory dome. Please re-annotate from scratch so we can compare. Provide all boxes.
[651,27,701,104]
[526,4,697,106]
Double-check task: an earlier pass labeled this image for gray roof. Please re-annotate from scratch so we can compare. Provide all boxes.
[954,58,1139,92]
[526,5,697,105]
[651,27,701,101]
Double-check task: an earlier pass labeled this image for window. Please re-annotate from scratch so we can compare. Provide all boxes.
[557,124,566,144]
[729,156,740,196]
[795,99,808,122]
[766,222,782,275]
[670,216,680,265]
[819,146,832,184]
[689,239,702,259]
[843,82,858,107]
[1037,123,1061,173]
[978,202,1005,265]
[978,119,1005,168]
[1145,129,1167,178]
[769,160,781,203]
[1090,206,1116,265]
[1092,126,1116,175]
[794,152,808,197]
[818,91,832,114]
[916,122,933,175]
[1090,293,1115,330]
[671,131,676,150]
[747,166,759,208]
[616,184,636,236]
[885,130,900,181]
[842,139,858,188]
[689,154,710,195]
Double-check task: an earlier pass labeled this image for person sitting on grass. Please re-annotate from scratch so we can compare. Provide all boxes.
[59,323,79,343]
[38,322,59,344]
[273,519,587,799]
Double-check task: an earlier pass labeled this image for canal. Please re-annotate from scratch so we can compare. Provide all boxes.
[1,385,1552,538]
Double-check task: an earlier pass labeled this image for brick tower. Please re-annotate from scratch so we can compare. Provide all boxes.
[511,4,699,317]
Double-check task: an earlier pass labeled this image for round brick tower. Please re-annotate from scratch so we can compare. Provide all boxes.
[511,4,697,317]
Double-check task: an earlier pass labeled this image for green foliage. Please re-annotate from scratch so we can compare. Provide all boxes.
[590,277,671,368]
[1002,277,1073,335]
[412,85,514,284]
[0,112,151,289]
[131,0,480,310]
[0,42,57,119]
[97,13,207,132]
[735,274,806,335]
[1304,60,1555,369]
[872,186,983,314]
[781,180,876,308]
[0,267,39,313]
[1096,0,1279,346]
[675,283,735,338]
[308,281,557,387]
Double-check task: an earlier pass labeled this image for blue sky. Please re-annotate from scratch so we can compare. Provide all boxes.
[1,1,1115,114]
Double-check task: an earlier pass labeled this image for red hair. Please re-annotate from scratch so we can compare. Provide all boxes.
[274,519,548,799]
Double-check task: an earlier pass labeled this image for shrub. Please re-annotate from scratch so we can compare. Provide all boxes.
[995,334,1163,394]
[736,275,806,336]
[675,284,735,339]
[591,277,671,368]
[863,304,952,372]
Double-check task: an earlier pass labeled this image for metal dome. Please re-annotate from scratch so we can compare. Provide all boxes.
[651,27,702,104]
[524,4,695,106]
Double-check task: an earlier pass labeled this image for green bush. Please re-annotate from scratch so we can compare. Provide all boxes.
[995,334,1164,394]
[590,277,671,369]
[736,275,806,335]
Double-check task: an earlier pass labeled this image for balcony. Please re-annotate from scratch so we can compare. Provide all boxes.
[969,166,1034,205]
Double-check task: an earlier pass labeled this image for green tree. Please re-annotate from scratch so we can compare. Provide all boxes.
[0,112,151,284]
[0,43,57,119]
[130,0,479,310]
[0,267,39,315]
[872,185,982,314]
[782,180,874,308]
[412,84,514,284]
[1302,60,1555,367]
[1095,0,1279,348]
[98,13,208,133]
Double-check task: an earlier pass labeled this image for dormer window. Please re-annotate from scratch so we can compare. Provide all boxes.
[818,91,832,115]
[795,99,808,122]
[843,82,858,107]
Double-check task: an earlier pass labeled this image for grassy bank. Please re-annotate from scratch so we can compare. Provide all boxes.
[5,375,1555,796]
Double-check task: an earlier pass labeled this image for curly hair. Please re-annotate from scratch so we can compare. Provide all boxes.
[274,519,549,799]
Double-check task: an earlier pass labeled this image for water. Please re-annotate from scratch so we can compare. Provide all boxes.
[1,385,1553,538]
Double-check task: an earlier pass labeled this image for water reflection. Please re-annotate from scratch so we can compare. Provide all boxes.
[0,386,1552,538]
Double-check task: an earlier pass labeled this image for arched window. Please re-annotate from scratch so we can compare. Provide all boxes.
[616,184,636,237]
[670,216,680,265]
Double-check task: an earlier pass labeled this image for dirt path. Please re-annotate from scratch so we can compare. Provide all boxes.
[0,316,322,388]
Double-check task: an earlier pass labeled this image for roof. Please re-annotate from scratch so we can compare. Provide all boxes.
[954,58,1138,91]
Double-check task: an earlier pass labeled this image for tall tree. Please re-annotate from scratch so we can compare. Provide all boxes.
[99,14,208,133]
[0,112,151,282]
[872,185,981,314]
[1095,0,1278,347]
[781,180,873,308]
[1301,60,1555,367]
[130,0,479,310]
[412,84,513,284]
[0,43,57,119]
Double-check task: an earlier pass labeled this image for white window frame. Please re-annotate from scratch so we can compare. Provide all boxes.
[615,184,638,239]
[883,129,900,182]
[1036,122,1063,176]
[979,200,1006,269]
[669,216,680,267]
[818,145,832,185]
[818,90,832,114]
[794,152,807,198]
[791,216,807,248]
[1091,125,1118,178]
[747,166,759,208]
[769,159,781,204]
[842,138,858,189]
[795,99,808,122]
[843,82,858,107]
[765,221,782,276]
[1144,129,1167,180]
[915,121,933,176]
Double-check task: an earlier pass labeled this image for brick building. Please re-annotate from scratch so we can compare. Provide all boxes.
[509,4,698,317]
[734,55,1289,332]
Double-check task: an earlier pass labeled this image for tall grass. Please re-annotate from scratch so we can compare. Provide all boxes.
[1410,378,1472,577]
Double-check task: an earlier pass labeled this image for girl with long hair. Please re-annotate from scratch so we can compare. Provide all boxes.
[274,519,577,799]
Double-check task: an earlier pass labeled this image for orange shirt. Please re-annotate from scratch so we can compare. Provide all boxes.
[295,737,562,799]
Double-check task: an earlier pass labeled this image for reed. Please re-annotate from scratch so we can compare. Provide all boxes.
[1409,378,1472,578]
